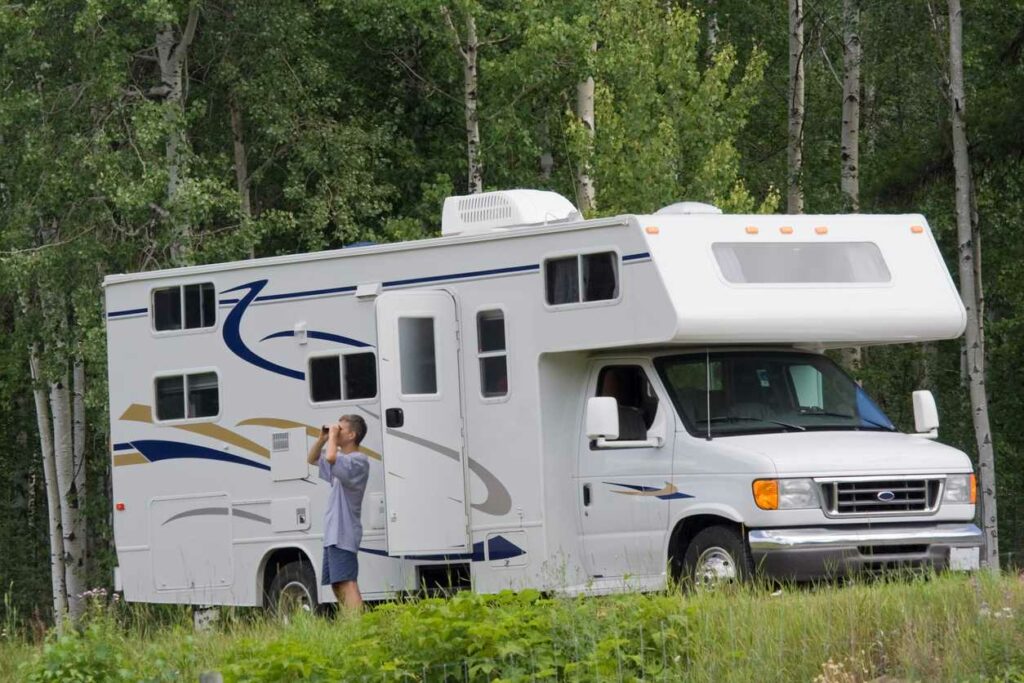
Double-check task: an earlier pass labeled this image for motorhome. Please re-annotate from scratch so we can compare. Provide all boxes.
[103,190,982,609]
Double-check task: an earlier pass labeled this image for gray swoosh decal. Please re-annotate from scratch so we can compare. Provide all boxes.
[162,506,270,526]
[385,429,512,516]
[357,406,380,420]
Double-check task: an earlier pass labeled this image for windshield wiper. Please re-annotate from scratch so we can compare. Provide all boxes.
[800,410,897,431]
[700,416,806,432]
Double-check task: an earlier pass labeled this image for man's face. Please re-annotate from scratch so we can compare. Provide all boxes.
[336,419,356,445]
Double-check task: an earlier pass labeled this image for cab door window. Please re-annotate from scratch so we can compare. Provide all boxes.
[596,365,659,442]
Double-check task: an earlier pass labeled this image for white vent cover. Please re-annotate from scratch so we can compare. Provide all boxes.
[442,190,580,236]
[655,201,722,215]
[271,432,290,452]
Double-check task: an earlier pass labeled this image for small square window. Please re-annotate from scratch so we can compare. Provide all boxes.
[155,372,219,421]
[153,282,216,331]
[477,310,508,398]
[308,352,378,403]
[545,252,618,305]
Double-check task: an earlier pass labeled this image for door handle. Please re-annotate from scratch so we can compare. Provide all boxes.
[582,483,591,507]
[385,408,404,428]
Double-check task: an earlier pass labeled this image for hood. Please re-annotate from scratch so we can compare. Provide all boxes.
[723,430,972,477]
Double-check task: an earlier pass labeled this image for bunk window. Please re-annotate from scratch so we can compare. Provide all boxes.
[545,252,619,305]
[712,242,891,284]
[152,282,216,331]
[155,371,219,421]
[477,310,508,398]
[308,352,378,403]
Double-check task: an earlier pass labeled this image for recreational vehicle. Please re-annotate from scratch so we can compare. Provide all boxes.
[103,190,982,609]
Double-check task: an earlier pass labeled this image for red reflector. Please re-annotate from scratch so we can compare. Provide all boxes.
[115,503,126,511]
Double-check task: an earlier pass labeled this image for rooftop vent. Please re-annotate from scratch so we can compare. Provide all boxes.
[655,201,722,215]
[442,190,580,236]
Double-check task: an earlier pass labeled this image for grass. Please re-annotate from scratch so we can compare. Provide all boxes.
[2,572,1023,682]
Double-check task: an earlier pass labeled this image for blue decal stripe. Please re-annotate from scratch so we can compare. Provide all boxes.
[255,285,357,303]
[107,308,148,319]
[623,252,651,261]
[221,280,305,380]
[260,330,371,348]
[358,535,525,562]
[383,263,539,288]
[132,440,270,471]
[219,298,240,305]
[112,443,134,452]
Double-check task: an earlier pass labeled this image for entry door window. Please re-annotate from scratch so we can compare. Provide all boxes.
[596,365,659,442]
[398,317,438,395]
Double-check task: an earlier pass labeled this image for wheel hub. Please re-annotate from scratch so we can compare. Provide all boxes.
[694,546,737,584]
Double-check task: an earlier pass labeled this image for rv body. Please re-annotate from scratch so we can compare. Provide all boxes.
[103,191,981,606]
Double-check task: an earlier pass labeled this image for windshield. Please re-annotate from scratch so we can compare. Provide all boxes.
[654,351,896,437]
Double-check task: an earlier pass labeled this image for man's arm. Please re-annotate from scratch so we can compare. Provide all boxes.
[325,424,340,464]
[307,432,327,465]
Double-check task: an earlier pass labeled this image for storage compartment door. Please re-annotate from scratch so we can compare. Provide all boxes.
[376,290,469,555]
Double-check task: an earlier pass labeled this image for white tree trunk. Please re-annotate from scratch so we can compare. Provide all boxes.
[575,42,596,216]
[51,377,86,619]
[948,0,998,570]
[72,361,86,514]
[788,0,805,214]
[706,0,719,57]
[443,6,482,194]
[841,0,861,211]
[29,346,67,628]
[154,8,199,263]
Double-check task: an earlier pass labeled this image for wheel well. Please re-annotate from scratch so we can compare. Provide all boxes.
[260,547,315,606]
[668,515,743,580]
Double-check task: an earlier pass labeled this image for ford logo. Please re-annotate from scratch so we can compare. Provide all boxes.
[877,491,897,502]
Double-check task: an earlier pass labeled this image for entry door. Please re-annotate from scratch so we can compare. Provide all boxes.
[578,363,676,578]
[376,290,469,556]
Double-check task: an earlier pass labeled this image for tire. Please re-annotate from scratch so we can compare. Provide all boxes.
[266,559,318,618]
[680,525,753,588]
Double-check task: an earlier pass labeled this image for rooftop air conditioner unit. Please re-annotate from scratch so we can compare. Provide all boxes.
[441,190,580,236]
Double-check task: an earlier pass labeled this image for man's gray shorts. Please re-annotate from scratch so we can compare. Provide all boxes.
[321,545,358,585]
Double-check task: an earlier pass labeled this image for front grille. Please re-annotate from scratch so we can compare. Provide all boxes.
[820,478,943,517]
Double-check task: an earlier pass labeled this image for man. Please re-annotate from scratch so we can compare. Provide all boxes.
[306,414,370,612]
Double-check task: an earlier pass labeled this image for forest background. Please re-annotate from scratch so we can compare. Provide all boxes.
[0,0,1022,626]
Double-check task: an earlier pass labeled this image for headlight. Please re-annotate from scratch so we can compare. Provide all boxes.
[943,474,977,504]
[753,478,821,510]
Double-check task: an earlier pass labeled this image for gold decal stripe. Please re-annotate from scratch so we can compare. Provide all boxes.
[237,417,382,461]
[113,452,149,467]
[120,403,269,459]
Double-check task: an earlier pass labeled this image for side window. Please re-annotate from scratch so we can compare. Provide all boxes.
[544,251,618,305]
[596,365,659,441]
[308,352,378,403]
[155,371,219,421]
[477,310,508,398]
[399,317,438,395]
[152,282,215,332]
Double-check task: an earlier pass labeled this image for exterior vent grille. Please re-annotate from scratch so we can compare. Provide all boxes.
[819,478,943,517]
[458,193,514,224]
[271,432,290,452]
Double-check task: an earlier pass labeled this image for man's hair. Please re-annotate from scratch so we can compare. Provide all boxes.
[340,414,367,446]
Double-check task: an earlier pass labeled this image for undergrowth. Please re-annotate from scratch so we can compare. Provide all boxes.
[4,573,1024,682]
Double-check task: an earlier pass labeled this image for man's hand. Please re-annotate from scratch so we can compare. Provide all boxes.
[328,423,341,441]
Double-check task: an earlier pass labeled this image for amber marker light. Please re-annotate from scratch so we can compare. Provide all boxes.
[779,226,794,235]
[645,226,660,235]
[745,226,759,235]
[115,502,126,511]
[814,226,829,235]
[970,474,977,505]
[752,479,779,510]
[911,225,925,234]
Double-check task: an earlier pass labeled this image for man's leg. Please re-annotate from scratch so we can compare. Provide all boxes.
[337,580,363,612]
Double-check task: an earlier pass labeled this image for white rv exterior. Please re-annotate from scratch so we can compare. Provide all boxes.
[103,190,982,607]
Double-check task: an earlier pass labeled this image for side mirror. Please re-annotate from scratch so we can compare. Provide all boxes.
[912,390,939,439]
[586,397,619,440]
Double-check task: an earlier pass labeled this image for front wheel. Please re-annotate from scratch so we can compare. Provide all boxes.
[680,525,753,588]
[266,559,318,618]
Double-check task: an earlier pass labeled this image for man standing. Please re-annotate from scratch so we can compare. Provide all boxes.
[306,414,370,612]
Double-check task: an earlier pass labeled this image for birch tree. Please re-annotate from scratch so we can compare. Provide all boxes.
[947,0,999,570]
[442,4,483,194]
[575,42,597,215]
[787,0,805,213]
[841,0,862,370]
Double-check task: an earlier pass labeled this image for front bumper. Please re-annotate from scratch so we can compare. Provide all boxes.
[748,523,983,580]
